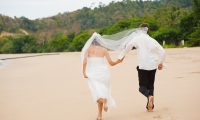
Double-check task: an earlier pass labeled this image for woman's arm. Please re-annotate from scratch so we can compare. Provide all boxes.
[83,62,88,78]
[105,49,123,66]
[83,50,88,78]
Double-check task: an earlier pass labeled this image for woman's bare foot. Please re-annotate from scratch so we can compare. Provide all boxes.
[148,96,154,112]
[103,98,108,112]
[96,116,102,120]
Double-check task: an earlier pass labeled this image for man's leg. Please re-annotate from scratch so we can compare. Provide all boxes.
[136,66,149,97]
[148,69,157,96]
[147,69,157,112]
[139,85,149,97]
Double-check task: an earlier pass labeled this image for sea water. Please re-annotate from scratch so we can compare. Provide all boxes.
[0,59,7,69]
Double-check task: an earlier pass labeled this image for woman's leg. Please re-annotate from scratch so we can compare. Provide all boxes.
[97,99,103,120]
[97,98,108,120]
[103,98,108,112]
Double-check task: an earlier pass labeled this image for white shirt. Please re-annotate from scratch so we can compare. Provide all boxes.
[118,32,166,70]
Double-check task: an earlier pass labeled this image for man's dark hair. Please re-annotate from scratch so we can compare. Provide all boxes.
[139,23,150,34]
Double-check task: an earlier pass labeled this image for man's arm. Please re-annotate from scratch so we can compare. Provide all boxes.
[156,42,166,70]
[118,39,137,60]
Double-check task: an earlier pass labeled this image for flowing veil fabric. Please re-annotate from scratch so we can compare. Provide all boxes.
[81,27,148,65]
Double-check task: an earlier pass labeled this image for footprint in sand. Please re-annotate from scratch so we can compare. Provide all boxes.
[190,72,200,74]
[175,77,183,79]
[153,115,162,119]
[153,107,177,120]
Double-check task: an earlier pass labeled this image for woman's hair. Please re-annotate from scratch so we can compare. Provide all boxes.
[91,38,100,46]
[139,23,150,34]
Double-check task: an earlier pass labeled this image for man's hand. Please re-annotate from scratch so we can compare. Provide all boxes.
[158,64,163,70]
[121,56,125,62]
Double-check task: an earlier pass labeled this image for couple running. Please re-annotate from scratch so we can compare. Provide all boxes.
[81,23,166,120]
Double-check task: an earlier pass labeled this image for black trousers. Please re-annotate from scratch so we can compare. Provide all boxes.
[136,66,157,97]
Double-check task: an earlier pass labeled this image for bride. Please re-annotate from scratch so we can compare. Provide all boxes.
[81,33,123,120]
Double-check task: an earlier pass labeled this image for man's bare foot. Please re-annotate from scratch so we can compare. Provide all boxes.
[103,99,108,112]
[148,96,154,112]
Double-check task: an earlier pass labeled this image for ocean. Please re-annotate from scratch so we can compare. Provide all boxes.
[0,59,6,69]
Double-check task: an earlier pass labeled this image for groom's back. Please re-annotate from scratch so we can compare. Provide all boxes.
[134,33,162,70]
[135,33,158,52]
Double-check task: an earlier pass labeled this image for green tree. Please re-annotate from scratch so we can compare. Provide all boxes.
[0,37,9,51]
[67,32,75,42]
[50,36,69,52]
[71,32,91,51]
[166,6,181,27]
[188,21,200,46]
[12,35,38,53]
[180,0,200,46]
[179,14,195,41]
[42,36,69,52]
[21,36,38,53]
[192,0,200,22]
[152,27,179,45]
[106,20,131,34]
[52,31,64,40]
[1,40,13,53]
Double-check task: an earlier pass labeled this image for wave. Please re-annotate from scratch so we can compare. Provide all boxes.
[0,59,7,69]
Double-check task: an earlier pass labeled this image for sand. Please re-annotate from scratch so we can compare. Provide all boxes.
[0,47,200,120]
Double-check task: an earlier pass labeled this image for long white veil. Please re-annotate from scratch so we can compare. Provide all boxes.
[81,27,148,64]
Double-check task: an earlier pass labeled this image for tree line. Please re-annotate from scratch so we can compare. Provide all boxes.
[0,0,199,54]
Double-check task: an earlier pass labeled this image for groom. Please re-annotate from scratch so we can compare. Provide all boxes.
[118,23,166,112]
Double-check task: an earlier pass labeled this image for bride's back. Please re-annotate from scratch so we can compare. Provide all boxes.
[87,46,106,58]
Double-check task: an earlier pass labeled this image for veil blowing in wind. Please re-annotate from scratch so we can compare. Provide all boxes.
[81,27,148,64]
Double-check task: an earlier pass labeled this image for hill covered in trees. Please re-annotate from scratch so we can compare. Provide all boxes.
[0,0,199,53]
[0,0,192,34]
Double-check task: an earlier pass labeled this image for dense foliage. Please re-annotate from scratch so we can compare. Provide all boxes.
[0,0,199,54]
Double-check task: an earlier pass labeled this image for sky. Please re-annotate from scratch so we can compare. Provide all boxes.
[0,0,123,20]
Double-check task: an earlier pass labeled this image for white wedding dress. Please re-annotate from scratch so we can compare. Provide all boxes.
[86,57,116,111]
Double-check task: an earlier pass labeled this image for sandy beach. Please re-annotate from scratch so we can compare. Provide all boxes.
[0,47,200,120]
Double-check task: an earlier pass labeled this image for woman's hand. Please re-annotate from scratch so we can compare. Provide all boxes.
[83,73,88,78]
[117,56,125,64]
